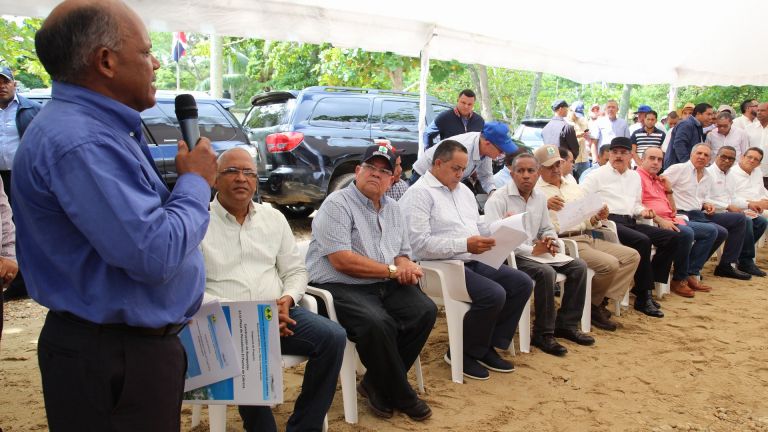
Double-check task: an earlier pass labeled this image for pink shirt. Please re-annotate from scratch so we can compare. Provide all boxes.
[637,167,685,225]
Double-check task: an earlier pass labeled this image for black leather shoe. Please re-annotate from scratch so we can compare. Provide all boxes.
[714,264,752,280]
[737,263,767,277]
[531,334,568,356]
[357,381,393,418]
[591,305,617,331]
[651,298,661,308]
[554,327,596,345]
[400,398,432,421]
[634,298,664,318]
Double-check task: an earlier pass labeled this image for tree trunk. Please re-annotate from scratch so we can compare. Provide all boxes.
[524,72,543,118]
[667,85,678,114]
[472,64,493,120]
[389,67,404,91]
[619,83,632,120]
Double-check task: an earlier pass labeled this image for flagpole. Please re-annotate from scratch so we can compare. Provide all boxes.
[176,60,180,91]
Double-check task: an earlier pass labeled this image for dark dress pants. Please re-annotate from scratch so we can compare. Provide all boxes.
[608,214,682,300]
[239,307,346,432]
[38,311,186,432]
[312,280,436,410]
[462,261,532,358]
[514,257,588,338]
[740,215,768,266]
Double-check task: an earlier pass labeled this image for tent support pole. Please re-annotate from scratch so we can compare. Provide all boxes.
[417,29,435,158]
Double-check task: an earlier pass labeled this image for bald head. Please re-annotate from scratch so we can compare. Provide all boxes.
[217,147,255,170]
[641,147,664,175]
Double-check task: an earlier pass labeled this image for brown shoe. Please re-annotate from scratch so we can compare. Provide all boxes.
[670,279,695,298]
[687,276,712,292]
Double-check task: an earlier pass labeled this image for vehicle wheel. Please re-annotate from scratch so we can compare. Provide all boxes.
[276,204,315,218]
[328,173,355,194]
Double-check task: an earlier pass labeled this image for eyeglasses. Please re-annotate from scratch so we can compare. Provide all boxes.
[360,162,393,177]
[219,167,258,178]
[718,155,736,161]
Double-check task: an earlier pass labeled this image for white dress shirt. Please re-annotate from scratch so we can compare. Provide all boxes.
[705,127,750,160]
[733,115,756,130]
[579,164,645,216]
[412,131,495,193]
[399,171,488,261]
[726,164,768,209]
[0,94,20,171]
[201,197,307,304]
[484,180,557,257]
[706,164,733,211]
[746,121,768,176]
[663,161,713,212]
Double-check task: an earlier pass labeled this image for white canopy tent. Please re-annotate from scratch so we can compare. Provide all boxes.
[2,0,765,151]
[2,0,766,86]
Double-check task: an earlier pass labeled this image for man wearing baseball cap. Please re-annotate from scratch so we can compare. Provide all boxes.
[629,105,654,134]
[410,121,518,194]
[541,99,580,161]
[306,144,437,421]
[0,66,42,200]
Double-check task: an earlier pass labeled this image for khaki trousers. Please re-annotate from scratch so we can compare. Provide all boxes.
[563,234,640,305]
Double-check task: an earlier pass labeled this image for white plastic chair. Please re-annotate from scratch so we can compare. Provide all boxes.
[297,240,424,424]
[190,294,329,432]
[558,238,594,333]
[637,218,671,299]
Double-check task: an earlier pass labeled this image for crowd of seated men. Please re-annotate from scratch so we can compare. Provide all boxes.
[202,100,767,428]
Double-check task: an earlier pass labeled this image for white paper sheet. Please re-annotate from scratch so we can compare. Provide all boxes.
[518,252,574,266]
[178,300,241,392]
[556,193,605,233]
[470,213,529,269]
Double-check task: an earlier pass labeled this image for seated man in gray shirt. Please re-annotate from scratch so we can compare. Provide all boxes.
[306,144,437,421]
[399,140,532,380]
[485,153,593,357]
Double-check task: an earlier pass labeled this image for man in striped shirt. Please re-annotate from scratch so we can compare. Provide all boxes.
[630,110,666,166]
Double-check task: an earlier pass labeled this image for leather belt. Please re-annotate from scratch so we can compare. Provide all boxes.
[56,311,186,337]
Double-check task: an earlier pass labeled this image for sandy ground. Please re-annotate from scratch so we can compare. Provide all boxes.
[2,218,768,431]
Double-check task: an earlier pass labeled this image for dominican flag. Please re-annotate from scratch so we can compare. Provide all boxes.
[171,32,187,62]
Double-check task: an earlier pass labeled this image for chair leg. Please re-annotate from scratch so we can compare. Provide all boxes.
[339,341,359,424]
[322,414,329,432]
[191,404,202,428]
[581,269,593,333]
[414,355,425,393]
[444,302,466,384]
[518,296,531,354]
[208,405,227,432]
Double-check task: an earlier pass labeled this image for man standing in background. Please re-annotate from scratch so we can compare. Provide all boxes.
[422,89,485,149]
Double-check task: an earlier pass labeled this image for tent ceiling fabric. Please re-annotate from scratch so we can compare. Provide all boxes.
[2,0,766,86]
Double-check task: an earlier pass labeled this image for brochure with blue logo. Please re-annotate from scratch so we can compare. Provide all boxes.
[182,300,283,405]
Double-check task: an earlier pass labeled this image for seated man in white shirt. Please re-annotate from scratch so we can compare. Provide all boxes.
[535,145,640,331]
[399,140,533,380]
[580,137,681,318]
[485,153,594,357]
[201,148,347,432]
[725,147,768,276]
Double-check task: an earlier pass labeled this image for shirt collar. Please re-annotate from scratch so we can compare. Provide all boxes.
[349,182,388,211]
[637,166,658,180]
[453,107,472,119]
[422,170,451,191]
[212,195,257,223]
[51,81,143,138]
[504,179,540,200]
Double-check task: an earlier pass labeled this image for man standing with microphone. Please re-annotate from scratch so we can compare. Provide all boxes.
[12,1,217,430]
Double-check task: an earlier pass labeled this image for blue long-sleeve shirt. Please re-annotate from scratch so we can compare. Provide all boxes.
[12,82,211,327]
[664,115,703,168]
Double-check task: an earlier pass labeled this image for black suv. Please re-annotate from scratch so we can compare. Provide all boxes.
[242,86,452,217]
[21,89,257,189]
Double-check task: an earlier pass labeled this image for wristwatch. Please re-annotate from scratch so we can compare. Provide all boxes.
[388,264,398,279]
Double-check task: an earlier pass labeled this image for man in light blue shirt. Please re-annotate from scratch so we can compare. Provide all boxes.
[595,99,629,147]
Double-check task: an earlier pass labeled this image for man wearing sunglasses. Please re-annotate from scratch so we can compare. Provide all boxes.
[307,144,437,421]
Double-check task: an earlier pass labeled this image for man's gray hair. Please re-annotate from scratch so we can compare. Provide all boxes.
[35,4,123,83]
[691,143,711,154]
[716,111,733,122]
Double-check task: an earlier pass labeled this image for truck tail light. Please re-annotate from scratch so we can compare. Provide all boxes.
[265,132,304,153]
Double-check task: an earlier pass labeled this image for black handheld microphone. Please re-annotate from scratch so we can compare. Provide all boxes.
[175,94,200,150]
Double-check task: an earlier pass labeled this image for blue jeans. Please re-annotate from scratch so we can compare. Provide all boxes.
[740,215,768,266]
[239,306,346,432]
[672,221,718,280]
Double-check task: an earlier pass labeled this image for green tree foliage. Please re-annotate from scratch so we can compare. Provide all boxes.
[0,17,48,88]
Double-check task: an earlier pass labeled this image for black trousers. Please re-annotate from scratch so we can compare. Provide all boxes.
[313,280,436,409]
[608,214,682,301]
[38,312,187,432]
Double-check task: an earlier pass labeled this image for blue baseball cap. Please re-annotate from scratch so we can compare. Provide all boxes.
[635,105,652,114]
[0,66,13,81]
[482,122,518,154]
[572,101,585,117]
